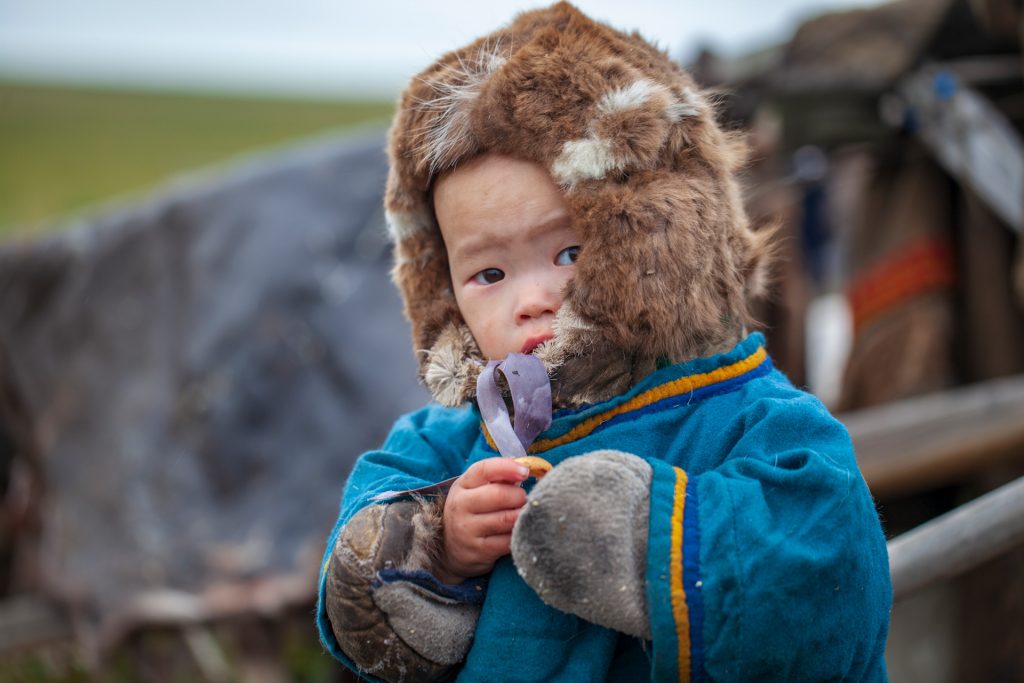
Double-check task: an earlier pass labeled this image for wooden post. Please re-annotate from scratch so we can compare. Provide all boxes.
[888,474,1024,600]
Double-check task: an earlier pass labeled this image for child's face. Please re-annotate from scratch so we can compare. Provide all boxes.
[434,154,580,360]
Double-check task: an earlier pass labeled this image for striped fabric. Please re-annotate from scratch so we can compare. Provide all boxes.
[670,467,692,680]
[848,234,955,332]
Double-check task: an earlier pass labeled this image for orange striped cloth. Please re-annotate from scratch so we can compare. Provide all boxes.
[848,234,956,333]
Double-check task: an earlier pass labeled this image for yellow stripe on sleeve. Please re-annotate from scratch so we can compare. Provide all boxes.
[671,466,691,682]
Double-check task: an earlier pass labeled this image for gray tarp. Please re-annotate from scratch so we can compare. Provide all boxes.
[0,127,428,636]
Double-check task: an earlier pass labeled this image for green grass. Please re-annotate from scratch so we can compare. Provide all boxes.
[0,81,394,239]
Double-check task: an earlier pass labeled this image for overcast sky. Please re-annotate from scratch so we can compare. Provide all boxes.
[0,0,886,98]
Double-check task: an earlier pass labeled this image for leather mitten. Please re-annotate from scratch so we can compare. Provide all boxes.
[324,498,483,682]
[511,450,653,639]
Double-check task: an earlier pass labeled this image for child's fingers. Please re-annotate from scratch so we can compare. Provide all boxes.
[475,533,513,558]
[458,457,529,489]
[456,482,527,514]
[467,508,522,538]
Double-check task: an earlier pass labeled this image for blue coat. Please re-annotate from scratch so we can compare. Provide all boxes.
[317,333,891,681]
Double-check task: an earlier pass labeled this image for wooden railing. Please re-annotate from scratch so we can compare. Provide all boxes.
[843,374,1024,498]
[841,374,1024,599]
[886,474,1024,600]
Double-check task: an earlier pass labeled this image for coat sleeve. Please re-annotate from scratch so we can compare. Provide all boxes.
[315,406,484,682]
[643,395,891,682]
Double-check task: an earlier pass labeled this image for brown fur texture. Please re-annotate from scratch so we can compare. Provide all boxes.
[386,2,770,408]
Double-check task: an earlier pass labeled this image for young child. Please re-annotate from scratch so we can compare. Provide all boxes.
[316,4,891,681]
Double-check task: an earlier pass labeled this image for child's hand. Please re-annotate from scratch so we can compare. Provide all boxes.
[436,458,530,583]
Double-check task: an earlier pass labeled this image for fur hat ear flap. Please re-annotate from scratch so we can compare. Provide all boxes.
[423,324,484,407]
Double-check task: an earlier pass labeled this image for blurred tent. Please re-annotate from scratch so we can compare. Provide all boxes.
[0,127,427,673]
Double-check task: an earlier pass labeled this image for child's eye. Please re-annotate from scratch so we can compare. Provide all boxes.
[556,246,580,266]
[472,268,505,285]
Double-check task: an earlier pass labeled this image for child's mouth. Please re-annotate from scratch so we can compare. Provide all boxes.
[521,334,553,354]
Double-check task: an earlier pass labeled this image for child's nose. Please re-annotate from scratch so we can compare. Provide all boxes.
[516,280,561,322]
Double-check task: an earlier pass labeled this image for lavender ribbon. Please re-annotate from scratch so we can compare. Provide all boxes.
[370,354,552,502]
[475,354,552,458]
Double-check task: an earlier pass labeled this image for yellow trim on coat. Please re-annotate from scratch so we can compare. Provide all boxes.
[321,555,331,582]
[671,467,691,682]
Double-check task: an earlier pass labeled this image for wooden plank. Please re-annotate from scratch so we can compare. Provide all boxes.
[841,375,1024,498]
[888,474,1024,600]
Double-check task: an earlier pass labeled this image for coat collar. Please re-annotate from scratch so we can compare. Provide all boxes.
[483,333,772,454]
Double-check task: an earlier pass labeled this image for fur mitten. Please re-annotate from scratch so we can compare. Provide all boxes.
[510,451,653,639]
[324,498,482,682]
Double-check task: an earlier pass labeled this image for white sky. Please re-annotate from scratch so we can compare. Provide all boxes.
[0,0,887,98]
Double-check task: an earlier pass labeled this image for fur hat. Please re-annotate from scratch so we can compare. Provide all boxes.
[385,2,770,408]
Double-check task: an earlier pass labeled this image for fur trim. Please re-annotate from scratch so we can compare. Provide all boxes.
[415,39,510,175]
[385,2,771,408]
[403,495,446,573]
[423,325,483,407]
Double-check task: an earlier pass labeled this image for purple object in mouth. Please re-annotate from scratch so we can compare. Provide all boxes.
[475,354,552,458]
[370,354,552,501]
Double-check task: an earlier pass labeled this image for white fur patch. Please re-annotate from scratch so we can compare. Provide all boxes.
[385,208,429,242]
[667,88,702,121]
[554,82,703,187]
[552,137,619,187]
[597,79,661,115]
[598,79,701,123]
[415,41,508,174]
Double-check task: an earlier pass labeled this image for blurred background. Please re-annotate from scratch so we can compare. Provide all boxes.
[1,0,1023,681]
[0,0,882,238]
